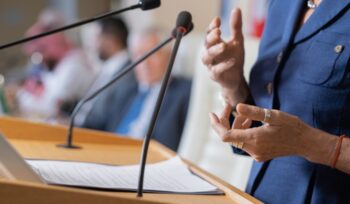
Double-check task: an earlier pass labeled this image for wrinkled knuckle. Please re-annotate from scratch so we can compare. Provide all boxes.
[205,36,211,45]
[209,120,216,127]
[273,111,282,119]
[214,28,221,35]
[220,43,227,53]
[221,133,231,142]
[251,134,259,146]
[201,55,209,65]
[252,147,261,155]
[222,135,231,143]
[209,70,219,81]
[213,29,221,37]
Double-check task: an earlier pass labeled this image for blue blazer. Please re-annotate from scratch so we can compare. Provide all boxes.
[240,0,350,203]
[83,72,192,151]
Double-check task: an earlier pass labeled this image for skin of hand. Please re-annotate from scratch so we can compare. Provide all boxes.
[209,103,337,163]
[205,7,342,169]
[201,8,248,106]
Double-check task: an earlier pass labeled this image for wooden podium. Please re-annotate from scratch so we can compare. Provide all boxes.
[0,117,262,204]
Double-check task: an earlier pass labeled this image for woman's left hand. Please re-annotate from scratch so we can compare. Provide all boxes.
[210,103,314,162]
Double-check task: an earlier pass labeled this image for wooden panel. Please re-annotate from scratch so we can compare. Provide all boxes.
[0,179,159,204]
[0,117,262,204]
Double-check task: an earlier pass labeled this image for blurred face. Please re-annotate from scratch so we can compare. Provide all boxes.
[23,23,70,70]
[97,33,113,61]
[132,35,170,85]
[97,33,122,61]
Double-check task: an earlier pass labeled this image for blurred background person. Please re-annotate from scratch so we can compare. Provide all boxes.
[75,17,130,126]
[83,28,192,151]
[13,10,98,121]
[0,75,9,115]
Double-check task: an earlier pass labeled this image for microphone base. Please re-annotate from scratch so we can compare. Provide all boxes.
[56,143,82,149]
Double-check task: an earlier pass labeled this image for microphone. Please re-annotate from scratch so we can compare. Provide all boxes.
[58,21,193,149]
[139,0,161,10]
[0,0,161,50]
[136,11,193,197]
[171,22,194,38]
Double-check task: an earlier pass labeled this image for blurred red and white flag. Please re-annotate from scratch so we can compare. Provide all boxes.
[247,0,269,38]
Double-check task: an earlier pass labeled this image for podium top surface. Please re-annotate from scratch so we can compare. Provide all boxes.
[0,116,262,204]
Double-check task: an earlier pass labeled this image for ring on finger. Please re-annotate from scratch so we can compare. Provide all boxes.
[263,108,272,123]
[232,141,244,149]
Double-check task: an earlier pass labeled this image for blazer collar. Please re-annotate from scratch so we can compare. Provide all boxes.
[293,0,350,44]
[247,0,350,192]
[281,0,305,47]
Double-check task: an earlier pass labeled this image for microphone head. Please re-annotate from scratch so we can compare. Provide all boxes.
[139,0,161,10]
[176,11,192,32]
[187,22,194,34]
[172,22,194,38]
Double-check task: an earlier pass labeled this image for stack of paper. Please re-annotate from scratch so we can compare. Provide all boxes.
[27,157,223,195]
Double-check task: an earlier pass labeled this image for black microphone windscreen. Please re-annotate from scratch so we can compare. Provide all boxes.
[176,11,192,31]
[139,0,161,10]
[172,22,194,37]
[187,23,194,34]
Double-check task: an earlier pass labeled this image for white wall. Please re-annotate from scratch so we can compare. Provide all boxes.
[116,0,220,33]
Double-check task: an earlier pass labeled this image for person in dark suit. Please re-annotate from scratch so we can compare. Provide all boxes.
[75,17,131,126]
[203,0,350,203]
[83,29,192,151]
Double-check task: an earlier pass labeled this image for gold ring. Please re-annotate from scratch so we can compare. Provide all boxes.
[232,142,244,149]
[263,108,272,123]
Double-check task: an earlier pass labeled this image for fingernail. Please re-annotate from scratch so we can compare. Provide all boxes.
[232,8,239,13]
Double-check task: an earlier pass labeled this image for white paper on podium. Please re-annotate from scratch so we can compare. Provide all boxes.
[26,157,223,194]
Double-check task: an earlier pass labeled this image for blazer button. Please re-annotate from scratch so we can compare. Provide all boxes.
[276,52,283,64]
[334,45,344,54]
[267,82,273,95]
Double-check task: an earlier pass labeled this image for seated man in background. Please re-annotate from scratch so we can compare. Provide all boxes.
[83,29,192,151]
[15,10,97,121]
[74,17,130,126]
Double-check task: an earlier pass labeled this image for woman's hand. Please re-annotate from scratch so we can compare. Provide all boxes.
[210,103,317,162]
[202,8,248,106]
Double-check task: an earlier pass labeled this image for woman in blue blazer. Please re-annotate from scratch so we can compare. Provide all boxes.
[203,0,350,203]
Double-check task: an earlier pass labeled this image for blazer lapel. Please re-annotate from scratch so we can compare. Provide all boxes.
[281,0,305,47]
[247,1,305,193]
[294,0,350,44]
[247,0,350,194]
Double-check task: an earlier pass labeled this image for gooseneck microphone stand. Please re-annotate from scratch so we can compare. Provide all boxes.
[0,0,161,50]
[136,18,191,196]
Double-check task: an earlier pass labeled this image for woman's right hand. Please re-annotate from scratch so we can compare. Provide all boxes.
[202,8,246,105]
